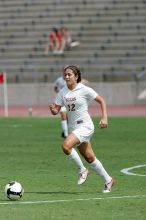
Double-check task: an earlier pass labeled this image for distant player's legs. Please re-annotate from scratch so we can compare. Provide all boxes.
[60,108,68,138]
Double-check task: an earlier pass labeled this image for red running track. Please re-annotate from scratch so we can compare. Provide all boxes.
[0,105,146,117]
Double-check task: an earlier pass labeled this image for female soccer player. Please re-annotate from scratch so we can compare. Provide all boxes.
[49,65,115,193]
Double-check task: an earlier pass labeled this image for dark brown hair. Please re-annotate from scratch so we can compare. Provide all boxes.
[64,65,82,83]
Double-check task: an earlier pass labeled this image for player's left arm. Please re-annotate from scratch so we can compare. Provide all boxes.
[94,95,108,129]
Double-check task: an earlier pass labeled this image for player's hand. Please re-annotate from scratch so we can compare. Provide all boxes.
[49,103,58,115]
[99,118,108,129]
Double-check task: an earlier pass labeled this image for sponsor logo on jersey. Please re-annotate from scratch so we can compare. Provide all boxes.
[65,97,76,102]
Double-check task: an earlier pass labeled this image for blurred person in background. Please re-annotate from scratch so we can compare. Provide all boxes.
[44,27,65,55]
[60,27,80,50]
[54,75,68,138]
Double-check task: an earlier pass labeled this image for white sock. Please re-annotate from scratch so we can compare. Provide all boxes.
[90,158,111,183]
[61,120,68,137]
[68,148,86,173]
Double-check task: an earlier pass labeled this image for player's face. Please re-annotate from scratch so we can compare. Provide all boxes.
[64,68,78,87]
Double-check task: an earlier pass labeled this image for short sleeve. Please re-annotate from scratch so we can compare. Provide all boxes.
[86,87,98,102]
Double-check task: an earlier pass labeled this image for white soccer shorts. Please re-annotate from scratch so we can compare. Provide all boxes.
[73,125,94,143]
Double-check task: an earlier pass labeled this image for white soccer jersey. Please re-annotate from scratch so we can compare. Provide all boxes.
[55,83,98,132]
[54,76,66,93]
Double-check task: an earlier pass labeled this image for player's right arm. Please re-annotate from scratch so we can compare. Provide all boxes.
[49,103,61,115]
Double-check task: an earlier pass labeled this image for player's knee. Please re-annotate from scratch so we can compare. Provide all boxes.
[85,155,95,163]
[61,142,71,155]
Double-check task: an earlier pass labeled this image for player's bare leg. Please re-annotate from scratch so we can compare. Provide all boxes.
[79,142,114,192]
[62,133,89,184]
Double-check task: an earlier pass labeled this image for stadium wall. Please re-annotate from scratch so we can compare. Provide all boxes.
[0,82,145,106]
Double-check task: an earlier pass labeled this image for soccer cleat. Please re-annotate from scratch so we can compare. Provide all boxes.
[77,169,89,185]
[102,178,115,193]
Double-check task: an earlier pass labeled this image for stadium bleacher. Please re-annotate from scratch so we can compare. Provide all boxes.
[0,0,146,82]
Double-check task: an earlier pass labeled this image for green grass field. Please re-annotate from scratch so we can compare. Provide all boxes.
[0,117,146,220]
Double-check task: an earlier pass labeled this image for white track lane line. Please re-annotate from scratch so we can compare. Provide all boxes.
[0,194,146,205]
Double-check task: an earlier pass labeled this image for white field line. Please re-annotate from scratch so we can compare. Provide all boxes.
[121,164,146,176]
[0,194,146,205]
